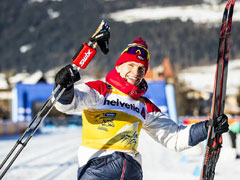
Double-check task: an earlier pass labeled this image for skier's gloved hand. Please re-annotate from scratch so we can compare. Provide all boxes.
[98,36,110,54]
[205,114,229,134]
[90,28,110,54]
[55,64,81,89]
[214,114,229,134]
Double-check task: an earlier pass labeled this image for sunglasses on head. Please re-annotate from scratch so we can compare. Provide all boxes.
[122,44,150,61]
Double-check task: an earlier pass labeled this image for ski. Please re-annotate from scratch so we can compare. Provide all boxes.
[200,0,236,179]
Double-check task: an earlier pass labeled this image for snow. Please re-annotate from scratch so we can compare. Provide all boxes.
[0,74,9,89]
[0,126,240,179]
[47,8,60,19]
[22,70,43,84]
[28,0,63,3]
[19,44,32,53]
[28,0,45,3]
[109,2,240,24]
[8,73,30,84]
[178,59,240,96]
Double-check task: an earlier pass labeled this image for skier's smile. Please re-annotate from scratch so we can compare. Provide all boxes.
[116,61,146,86]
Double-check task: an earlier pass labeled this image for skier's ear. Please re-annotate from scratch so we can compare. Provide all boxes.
[116,66,120,73]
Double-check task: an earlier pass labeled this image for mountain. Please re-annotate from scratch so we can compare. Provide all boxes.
[0,0,240,75]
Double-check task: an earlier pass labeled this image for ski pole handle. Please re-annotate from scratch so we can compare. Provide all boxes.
[72,43,97,69]
[72,20,110,69]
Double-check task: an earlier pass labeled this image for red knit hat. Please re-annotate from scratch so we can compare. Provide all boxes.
[115,37,150,72]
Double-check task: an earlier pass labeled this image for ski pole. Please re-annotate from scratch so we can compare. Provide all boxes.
[0,85,65,179]
[0,84,60,170]
[0,20,110,179]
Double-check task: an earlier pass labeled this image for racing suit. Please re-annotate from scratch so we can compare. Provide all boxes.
[55,68,207,179]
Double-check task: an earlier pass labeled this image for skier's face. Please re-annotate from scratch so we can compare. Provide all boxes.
[116,61,146,86]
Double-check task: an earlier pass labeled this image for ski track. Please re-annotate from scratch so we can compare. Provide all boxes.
[36,157,77,180]
[0,127,81,180]
[1,127,240,180]
[9,137,79,168]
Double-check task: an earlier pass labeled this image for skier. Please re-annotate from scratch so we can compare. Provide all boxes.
[54,37,229,180]
[229,121,240,159]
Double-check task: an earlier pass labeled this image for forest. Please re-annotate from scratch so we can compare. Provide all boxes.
[0,0,239,75]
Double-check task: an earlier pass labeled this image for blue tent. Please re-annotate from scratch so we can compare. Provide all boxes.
[12,81,178,123]
[12,83,54,122]
[144,81,178,123]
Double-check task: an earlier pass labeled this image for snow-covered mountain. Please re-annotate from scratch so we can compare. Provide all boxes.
[1,0,240,73]
[109,2,240,24]
[178,59,240,96]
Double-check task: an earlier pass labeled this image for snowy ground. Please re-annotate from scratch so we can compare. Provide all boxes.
[108,2,240,25]
[0,126,240,180]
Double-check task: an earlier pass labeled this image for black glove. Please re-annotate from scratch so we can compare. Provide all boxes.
[98,36,110,54]
[90,28,110,54]
[55,64,81,89]
[205,114,229,134]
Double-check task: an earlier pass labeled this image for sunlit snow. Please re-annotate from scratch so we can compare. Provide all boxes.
[178,59,240,96]
[0,127,239,180]
[109,2,240,24]
[29,0,62,3]
[19,44,32,53]
[47,8,60,19]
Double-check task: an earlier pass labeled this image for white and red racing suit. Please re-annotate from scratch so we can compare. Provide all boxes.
[54,68,207,168]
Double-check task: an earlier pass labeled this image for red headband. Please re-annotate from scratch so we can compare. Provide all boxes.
[115,37,149,72]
